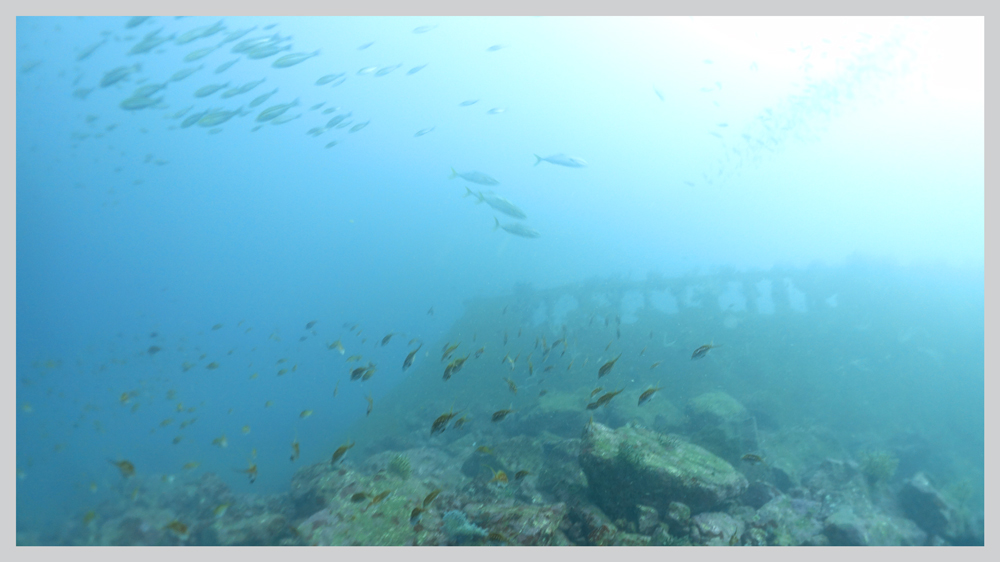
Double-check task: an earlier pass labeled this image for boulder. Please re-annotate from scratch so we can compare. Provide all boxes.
[466,502,572,545]
[579,422,748,521]
[898,472,981,545]
[558,499,620,545]
[291,460,454,545]
[690,511,744,546]
[687,391,747,425]
[636,504,660,535]
[750,496,825,546]
[513,391,591,438]
[823,508,869,546]
[685,392,750,463]
[214,512,292,546]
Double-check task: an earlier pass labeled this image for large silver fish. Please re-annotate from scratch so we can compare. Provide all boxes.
[493,217,539,239]
[533,153,587,168]
[465,188,526,219]
[449,168,498,186]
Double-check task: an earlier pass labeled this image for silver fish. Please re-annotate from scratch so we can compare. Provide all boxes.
[272,50,320,69]
[326,112,352,128]
[100,64,141,87]
[132,83,166,97]
[181,109,210,128]
[129,28,175,55]
[184,45,218,62]
[77,38,107,61]
[170,64,203,82]
[270,112,301,125]
[256,98,299,122]
[493,217,539,238]
[199,107,245,127]
[533,153,587,168]
[449,168,498,186]
[349,120,370,133]
[125,16,150,29]
[465,188,526,220]
[215,59,239,74]
[246,43,291,60]
[235,78,267,95]
[171,105,194,118]
[231,33,281,54]
[175,20,224,45]
[119,95,162,110]
[248,87,278,108]
[407,64,428,75]
[414,126,435,137]
[374,64,402,77]
[219,26,257,45]
[194,82,229,98]
[315,73,344,85]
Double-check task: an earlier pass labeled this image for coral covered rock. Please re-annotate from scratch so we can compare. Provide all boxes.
[579,422,748,520]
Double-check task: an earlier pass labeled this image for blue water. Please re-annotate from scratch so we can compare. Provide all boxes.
[16,16,983,542]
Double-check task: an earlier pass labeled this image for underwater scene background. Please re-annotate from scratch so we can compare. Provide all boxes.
[16,16,983,546]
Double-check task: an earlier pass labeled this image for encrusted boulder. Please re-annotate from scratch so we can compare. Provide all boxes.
[579,422,748,521]
[636,504,660,535]
[898,472,981,545]
[465,502,572,545]
[291,460,455,546]
[214,512,292,546]
[558,499,620,545]
[690,511,744,546]
[750,496,825,546]
[823,508,869,546]
[514,391,592,438]
[685,392,750,463]
[687,391,747,426]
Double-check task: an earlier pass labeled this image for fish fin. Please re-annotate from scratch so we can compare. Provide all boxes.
[493,217,500,231]
[463,186,474,198]
[533,154,542,166]
[449,167,458,179]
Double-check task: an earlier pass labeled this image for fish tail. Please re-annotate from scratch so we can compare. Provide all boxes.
[463,186,474,198]
[533,154,543,166]
[493,217,500,231]
[449,167,458,179]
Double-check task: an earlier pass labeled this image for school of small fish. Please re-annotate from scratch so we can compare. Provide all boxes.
[17,15,896,546]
